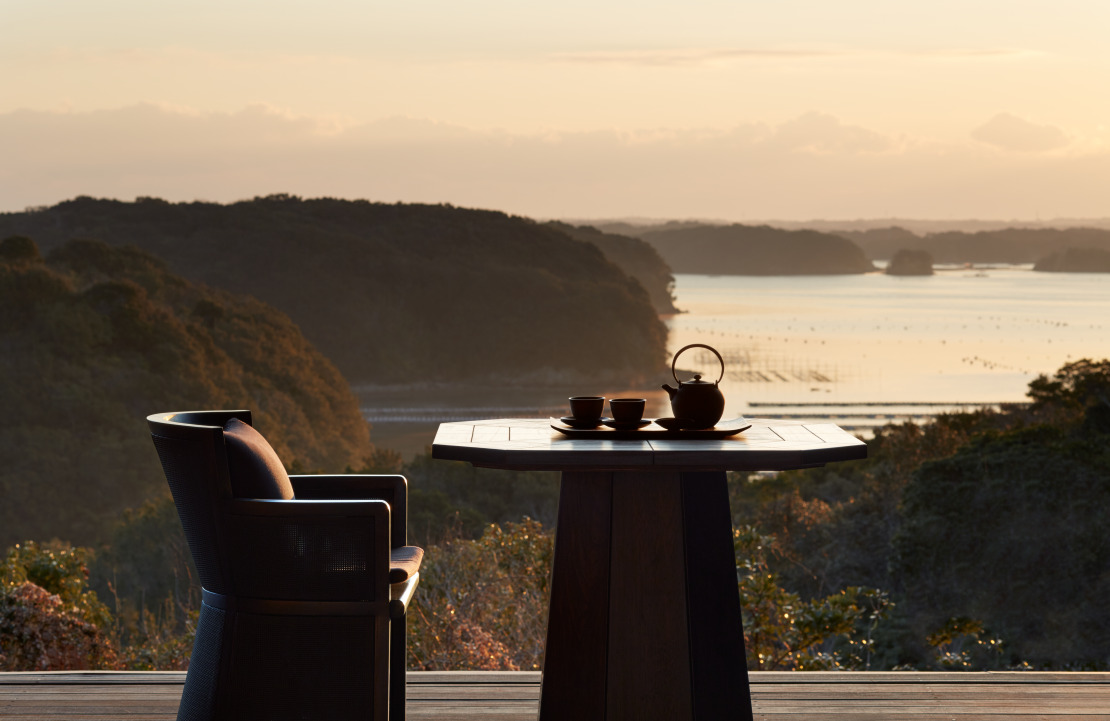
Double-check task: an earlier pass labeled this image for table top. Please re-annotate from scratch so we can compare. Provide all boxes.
[432,418,866,472]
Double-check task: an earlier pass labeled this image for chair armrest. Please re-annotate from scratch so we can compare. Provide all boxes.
[290,475,409,548]
[225,499,392,605]
[390,546,424,583]
[390,572,420,619]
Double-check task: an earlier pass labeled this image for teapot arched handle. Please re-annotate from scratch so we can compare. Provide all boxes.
[671,344,725,385]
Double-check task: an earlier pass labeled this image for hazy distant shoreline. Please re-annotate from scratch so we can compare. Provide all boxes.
[586,219,1110,269]
[566,216,1110,235]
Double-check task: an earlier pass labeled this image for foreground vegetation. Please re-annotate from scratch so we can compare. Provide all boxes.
[732,358,1110,669]
[4,359,1108,671]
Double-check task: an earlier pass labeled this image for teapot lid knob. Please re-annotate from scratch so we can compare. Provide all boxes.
[693,374,702,381]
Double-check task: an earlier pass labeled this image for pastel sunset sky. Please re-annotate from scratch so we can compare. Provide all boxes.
[3,0,1108,220]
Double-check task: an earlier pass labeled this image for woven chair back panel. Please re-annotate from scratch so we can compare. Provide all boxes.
[152,433,230,593]
[230,515,379,601]
[226,613,378,720]
[291,477,405,548]
[176,603,226,721]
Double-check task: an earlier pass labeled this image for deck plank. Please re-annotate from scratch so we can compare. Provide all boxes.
[1,671,1109,719]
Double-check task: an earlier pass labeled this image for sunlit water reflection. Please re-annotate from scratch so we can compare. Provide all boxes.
[667,267,1109,413]
[362,267,1110,455]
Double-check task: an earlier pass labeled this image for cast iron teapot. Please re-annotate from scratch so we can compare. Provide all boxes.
[662,344,726,429]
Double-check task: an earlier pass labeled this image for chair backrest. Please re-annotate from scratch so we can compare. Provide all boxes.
[146,410,252,595]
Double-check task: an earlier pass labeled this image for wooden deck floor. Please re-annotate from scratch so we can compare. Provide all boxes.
[2,671,1109,719]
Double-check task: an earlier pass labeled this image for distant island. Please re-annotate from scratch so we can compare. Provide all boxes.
[1034,247,1110,272]
[836,226,1110,265]
[633,223,875,275]
[885,249,934,276]
[0,197,669,385]
[591,219,1110,268]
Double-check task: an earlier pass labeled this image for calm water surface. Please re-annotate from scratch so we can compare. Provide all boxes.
[667,267,1110,410]
[364,268,1110,455]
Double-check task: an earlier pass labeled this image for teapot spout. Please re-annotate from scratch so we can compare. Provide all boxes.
[662,383,678,399]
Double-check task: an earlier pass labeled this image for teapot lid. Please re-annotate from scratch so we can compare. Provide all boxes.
[682,373,714,386]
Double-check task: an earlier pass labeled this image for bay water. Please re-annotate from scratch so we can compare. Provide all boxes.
[362,267,1110,456]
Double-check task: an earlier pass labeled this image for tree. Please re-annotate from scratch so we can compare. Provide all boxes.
[0,238,373,547]
[1027,359,1110,419]
[735,526,892,671]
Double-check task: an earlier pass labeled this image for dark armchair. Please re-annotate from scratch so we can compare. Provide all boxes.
[147,410,422,721]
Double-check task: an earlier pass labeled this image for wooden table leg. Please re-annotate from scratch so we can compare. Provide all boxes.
[540,471,612,719]
[540,470,753,721]
[679,471,755,721]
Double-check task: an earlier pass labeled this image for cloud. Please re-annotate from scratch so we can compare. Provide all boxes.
[770,112,892,154]
[972,113,1070,152]
[348,116,490,143]
[551,46,1036,68]
[1,105,1108,220]
[552,48,837,67]
[911,48,1043,60]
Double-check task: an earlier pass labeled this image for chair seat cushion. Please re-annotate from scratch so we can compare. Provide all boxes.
[223,418,295,500]
[389,546,424,583]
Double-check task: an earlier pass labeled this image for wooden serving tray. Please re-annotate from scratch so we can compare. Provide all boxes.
[550,418,752,440]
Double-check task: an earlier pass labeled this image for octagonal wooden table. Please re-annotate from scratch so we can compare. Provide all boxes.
[432,418,866,721]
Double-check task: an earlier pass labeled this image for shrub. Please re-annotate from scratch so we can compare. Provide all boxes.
[0,542,117,670]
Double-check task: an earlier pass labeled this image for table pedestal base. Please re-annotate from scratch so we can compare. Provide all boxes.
[539,470,754,721]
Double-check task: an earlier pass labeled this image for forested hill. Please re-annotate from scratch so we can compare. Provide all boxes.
[1034,247,1110,272]
[0,197,667,384]
[545,222,679,313]
[0,236,373,547]
[839,226,1110,264]
[635,223,875,275]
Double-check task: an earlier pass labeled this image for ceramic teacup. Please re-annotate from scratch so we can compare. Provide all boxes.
[609,398,646,423]
[569,396,605,421]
